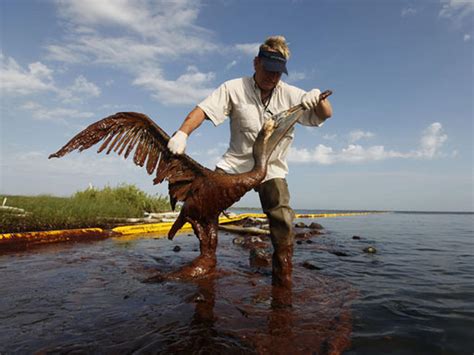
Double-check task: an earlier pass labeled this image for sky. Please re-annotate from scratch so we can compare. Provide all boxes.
[1,0,472,212]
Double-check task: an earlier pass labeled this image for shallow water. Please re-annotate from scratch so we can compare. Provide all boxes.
[305,212,474,354]
[0,212,472,354]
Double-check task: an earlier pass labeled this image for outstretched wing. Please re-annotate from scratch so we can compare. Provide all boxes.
[49,112,210,208]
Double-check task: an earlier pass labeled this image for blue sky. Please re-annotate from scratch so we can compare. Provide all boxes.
[1,0,472,212]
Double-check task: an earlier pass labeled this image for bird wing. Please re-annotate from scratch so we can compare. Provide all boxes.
[49,112,211,209]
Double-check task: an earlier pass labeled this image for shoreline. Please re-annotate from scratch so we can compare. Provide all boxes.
[0,211,384,252]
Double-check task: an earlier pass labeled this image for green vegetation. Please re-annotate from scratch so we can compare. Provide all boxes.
[0,184,172,233]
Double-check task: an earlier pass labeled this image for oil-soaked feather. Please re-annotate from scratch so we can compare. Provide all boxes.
[98,129,119,154]
[146,147,160,175]
[154,154,172,184]
[138,139,151,167]
[133,132,146,166]
[166,160,183,179]
[168,171,196,184]
[155,160,173,182]
[124,130,142,159]
[106,128,126,154]
[50,111,213,206]
[118,129,138,156]
[78,127,108,152]
[170,182,193,202]
[135,135,151,167]
[170,196,177,211]
[114,128,135,154]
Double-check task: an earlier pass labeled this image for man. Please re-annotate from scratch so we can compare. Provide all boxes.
[167,35,332,288]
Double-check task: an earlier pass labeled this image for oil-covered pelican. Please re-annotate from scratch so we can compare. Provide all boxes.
[49,92,331,280]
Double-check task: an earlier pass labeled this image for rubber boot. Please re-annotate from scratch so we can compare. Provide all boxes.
[272,244,294,288]
[257,178,295,289]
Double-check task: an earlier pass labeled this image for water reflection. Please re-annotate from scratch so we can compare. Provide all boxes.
[147,270,354,354]
[0,233,355,354]
[269,285,294,339]
[191,278,217,327]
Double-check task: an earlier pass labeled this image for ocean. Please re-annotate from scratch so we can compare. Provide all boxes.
[293,210,474,354]
[0,211,472,354]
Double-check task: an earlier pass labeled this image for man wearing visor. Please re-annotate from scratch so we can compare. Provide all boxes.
[168,35,332,288]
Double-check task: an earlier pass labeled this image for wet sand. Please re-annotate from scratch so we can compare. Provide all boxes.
[0,229,355,354]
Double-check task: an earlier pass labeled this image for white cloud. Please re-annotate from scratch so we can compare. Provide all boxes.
[49,0,217,61]
[288,122,449,164]
[0,53,100,106]
[1,147,171,196]
[226,60,237,70]
[49,153,138,176]
[71,76,101,97]
[55,0,147,31]
[45,45,87,64]
[322,133,337,141]
[0,54,55,95]
[188,142,228,167]
[285,71,306,83]
[21,101,95,122]
[133,66,215,105]
[234,43,260,56]
[348,129,375,143]
[3,150,93,176]
[45,0,219,106]
[415,122,448,158]
[289,144,335,164]
[439,0,474,20]
[401,7,417,17]
[464,34,471,41]
[288,144,405,164]
[60,75,101,103]
[47,36,168,66]
[204,147,222,156]
[1,149,140,187]
[55,0,206,41]
[206,144,228,167]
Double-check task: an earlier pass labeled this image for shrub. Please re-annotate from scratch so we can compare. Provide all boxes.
[0,184,171,233]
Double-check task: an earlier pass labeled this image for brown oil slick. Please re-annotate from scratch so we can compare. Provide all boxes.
[48,91,332,282]
[216,277,353,354]
[0,229,114,252]
[0,229,354,354]
[141,274,353,355]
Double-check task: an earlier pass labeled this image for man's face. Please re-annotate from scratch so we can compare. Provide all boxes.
[254,57,283,92]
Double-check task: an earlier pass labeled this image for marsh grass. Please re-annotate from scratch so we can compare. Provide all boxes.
[0,184,171,233]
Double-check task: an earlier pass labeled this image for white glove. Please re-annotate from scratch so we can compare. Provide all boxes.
[301,89,321,110]
[167,130,188,154]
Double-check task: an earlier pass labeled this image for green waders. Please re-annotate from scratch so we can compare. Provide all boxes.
[215,168,295,288]
[257,178,296,288]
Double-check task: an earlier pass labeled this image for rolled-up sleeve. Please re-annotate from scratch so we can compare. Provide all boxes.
[197,83,231,126]
[298,109,326,127]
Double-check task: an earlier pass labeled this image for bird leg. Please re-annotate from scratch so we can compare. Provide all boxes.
[146,218,219,282]
[166,218,218,279]
[187,218,218,258]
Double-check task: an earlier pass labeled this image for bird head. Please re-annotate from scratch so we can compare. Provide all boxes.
[262,118,276,141]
